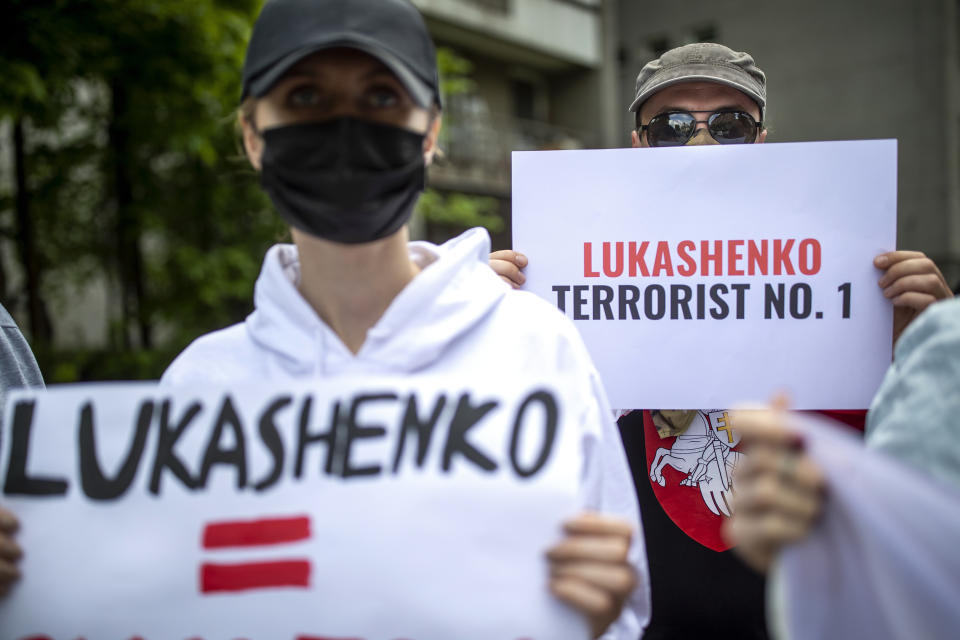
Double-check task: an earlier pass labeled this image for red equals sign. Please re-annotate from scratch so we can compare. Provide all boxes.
[200,515,311,594]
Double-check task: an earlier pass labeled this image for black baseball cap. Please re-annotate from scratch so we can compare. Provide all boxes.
[241,0,441,108]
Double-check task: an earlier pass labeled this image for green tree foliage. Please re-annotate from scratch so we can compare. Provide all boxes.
[416,189,504,234]
[1,0,284,380]
[0,4,500,382]
[417,47,506,240]
[436,47,476,98]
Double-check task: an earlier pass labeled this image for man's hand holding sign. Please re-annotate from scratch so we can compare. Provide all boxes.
[875,250,955,344]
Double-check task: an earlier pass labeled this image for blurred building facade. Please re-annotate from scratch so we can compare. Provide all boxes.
[412,0,621,246]
[616,0,960,286]
[4,0,958,356]
[416,0,960,284]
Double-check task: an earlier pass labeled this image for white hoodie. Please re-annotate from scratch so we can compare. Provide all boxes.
[162,227,650,638]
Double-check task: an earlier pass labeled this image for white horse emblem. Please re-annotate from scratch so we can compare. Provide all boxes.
[649,410,743,517]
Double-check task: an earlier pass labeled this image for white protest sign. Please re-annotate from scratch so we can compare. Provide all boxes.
[512,140,897,409]
[0,377,587,640]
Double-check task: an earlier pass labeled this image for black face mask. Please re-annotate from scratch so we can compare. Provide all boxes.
[259,117,426,244]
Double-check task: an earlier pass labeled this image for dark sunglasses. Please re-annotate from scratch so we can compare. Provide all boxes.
[639,110,762,147]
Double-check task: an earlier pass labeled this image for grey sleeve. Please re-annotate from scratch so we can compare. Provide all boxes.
[0,307,45,413]
[866,298,960,489]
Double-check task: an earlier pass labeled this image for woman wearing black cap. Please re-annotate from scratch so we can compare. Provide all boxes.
[0,0,649,636]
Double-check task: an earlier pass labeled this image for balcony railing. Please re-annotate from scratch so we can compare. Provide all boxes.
[431,111,596,194]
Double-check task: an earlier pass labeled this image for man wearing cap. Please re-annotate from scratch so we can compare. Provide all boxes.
[622,44,951,639]
[493,42,953,639]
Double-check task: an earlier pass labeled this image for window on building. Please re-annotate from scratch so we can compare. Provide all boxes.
[511,79,536,121]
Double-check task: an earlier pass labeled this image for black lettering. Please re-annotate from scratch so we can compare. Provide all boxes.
[644,285,665,320]
[253,396,292,492]
[592,285,614,320]
[552,285,571,313]
[79,401,153,500]
[573,285,589,320]
[731,283,750,319]
[3,400,68,496]
[670,285,693,320]
[198,396,248,489]
[838,282,852,318]
[790,283,812,318]
[696,283,706,319]
[710,284,730,319]
[442,393,498,473]
[294,396,340,478]
[618,285,640,320]
[341,393,395,478]
[392,394,446,472]
[149,400,201,494]
[765,283,786,319]
[509,391,559,478]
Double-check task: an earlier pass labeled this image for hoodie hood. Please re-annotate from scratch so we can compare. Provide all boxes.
[245,228,507,376]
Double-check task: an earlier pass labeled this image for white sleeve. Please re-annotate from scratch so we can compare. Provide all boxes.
[579,369,651,639]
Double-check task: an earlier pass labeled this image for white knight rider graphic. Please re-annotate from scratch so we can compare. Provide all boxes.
[649,410,743,517]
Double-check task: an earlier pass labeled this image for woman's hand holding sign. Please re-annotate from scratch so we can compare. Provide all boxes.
[875,250,953,344]
[489,250,527,289]
[547,512,637,638]
[0,507,21,596]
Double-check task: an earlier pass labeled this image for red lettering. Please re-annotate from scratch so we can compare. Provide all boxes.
[700,240,722,276]
[629,241,650,277]
[677,240,696,276]
[747,239,768,275]
[798,238,821,275]
[583,242,599,277]
[602,241,624,277]
[774,239,795,275]
[652,241,674,276]
[727,240,744,276]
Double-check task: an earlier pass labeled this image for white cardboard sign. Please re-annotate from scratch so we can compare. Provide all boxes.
[0,377,586,640]
[512,140,897,409]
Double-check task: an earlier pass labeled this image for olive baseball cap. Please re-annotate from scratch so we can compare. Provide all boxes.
[241,0,441,108]
[629,43,766,120]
